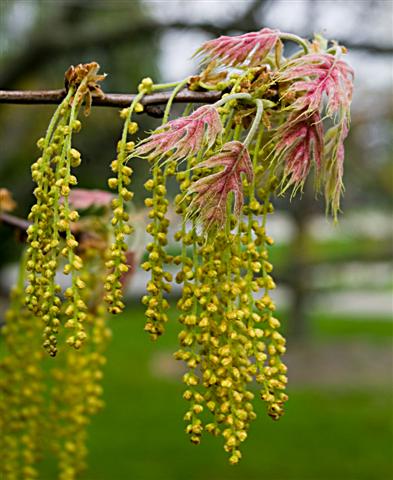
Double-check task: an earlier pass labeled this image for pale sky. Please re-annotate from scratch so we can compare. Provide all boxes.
[142,0,393,112]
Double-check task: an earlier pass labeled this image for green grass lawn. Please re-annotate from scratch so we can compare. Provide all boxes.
[313,313,393,338]
[37,303,392,480]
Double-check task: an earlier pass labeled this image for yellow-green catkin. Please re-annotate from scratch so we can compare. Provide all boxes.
[50,242,111,480]
[25,79,90,355]
[173,152,206,445]
[60,97,88,351]
[1,224,112,480]
[0,252,45,480]
[172,118,249,462]
[241,133,288,420]
[105,86,147,314]
[141,162,173,339]
[169,106,288,463]
[25,89,74,356]
[254,194,288,420]
[142,80,187,340]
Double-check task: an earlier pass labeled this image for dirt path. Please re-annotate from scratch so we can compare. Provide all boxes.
[150,340,393,388]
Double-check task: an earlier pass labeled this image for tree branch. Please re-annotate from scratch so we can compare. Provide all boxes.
[0,88,222,114]
[0,212,30,237]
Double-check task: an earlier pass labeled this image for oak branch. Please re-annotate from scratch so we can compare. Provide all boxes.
[0,87,224,232]
[0,88,223,116]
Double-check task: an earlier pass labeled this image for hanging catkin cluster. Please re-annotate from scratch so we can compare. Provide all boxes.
[0,196,113,480]
[49,225,112,480]
[130,29,353,463]
[24,62,106,356]
[0,253,45,480]
[0,27,354,477]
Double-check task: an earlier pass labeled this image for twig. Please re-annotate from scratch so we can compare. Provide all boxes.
[0,212,97,239]
[0,88,223,113]
[0,212,30,237]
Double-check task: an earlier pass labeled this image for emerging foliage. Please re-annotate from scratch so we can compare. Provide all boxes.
[187,141,253,230]
[274,110,324,193]
[277,52,354,117]
[197,27,280,67]
[133,104,222,163]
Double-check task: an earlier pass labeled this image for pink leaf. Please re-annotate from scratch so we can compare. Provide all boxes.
[275,111,324,191]
[322,121,349,218]
[68,188,115,210]
[278,53,354,118]
[276,53,353,217]
[133,105,222,163]
[187,141,253,231]
[197,28,280,67]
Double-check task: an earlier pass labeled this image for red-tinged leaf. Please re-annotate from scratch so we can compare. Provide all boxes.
[322,120,349,219]
[187,141,253,231]
[68,188,115,210]
[197,28,280,67]
[274,111,324,192]
[277,53,354,118]
[132,105,222,163]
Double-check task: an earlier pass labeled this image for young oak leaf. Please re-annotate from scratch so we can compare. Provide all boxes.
[196,28,280,67]
[68,188,115,210]
[272,109,348,219]
[275,52,353,219]
[132,105,222,163]
[277,52,354,118]
[187,141,253,231]
[322,121,349,219]
[274,111,324,194]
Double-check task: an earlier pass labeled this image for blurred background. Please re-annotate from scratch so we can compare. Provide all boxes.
[0,1,392,479]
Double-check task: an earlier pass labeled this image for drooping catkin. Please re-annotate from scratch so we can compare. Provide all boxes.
[25,62,106,356]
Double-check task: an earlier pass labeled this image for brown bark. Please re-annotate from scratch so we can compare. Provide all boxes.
[0,88,222,114]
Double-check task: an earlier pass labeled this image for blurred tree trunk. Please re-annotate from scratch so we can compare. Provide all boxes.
[287,189,314,339]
